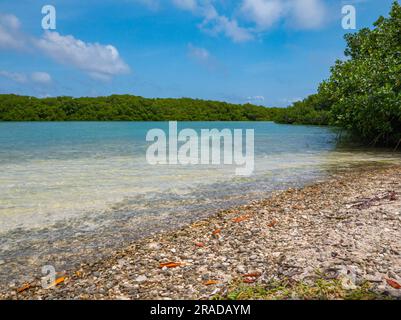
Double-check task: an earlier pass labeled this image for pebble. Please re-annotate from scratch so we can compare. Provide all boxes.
[2,165,401,300]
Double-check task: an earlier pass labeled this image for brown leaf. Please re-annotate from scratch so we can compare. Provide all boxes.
[203,280,219,286]
[195,242,205,248]
[243,278,256,284]
[242,272,262,278]
[386,278,401,289]
[16,283,31,293]
[159,262,183,268]
[267,220,278,228]
[212,229,221,235]
[232,215,249,223]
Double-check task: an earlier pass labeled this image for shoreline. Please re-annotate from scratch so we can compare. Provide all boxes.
[2,164,401,300]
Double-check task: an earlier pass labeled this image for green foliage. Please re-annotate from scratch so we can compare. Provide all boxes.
[321,1,401,146]
[213,278,391,300]
[0,94,279,122]
[276,1,401,146]
[273,93,331,125]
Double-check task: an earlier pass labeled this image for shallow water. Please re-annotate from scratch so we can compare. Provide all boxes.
[0,122,400,288]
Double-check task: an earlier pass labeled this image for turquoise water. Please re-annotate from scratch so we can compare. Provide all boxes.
[0,121,335,232]
[0,122,400,287]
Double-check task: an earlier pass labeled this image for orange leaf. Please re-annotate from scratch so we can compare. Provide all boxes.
[48,276,66,288]
[212,229,221,235]
[267,220,278,228]
[242,272,262,278]
[243,278,256,284]
[203,280,219,286]
[159,262,183,268]
[16,283,31,293]
[233,216,249,223]
[386,278,401,289]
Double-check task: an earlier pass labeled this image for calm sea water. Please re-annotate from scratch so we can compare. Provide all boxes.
[0,122,400,287]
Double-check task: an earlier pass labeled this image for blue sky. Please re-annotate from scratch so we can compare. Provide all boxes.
[0,0,397,107]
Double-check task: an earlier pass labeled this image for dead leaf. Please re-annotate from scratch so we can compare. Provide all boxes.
[386,278,401,289]
[242,272,262,278]
[232,216,249,223]
[48,276,66,288]
[212,229,221,235]
[195,242,205,248]
[16,283,31,293]
[243,278,256,284]
[267,220,278,228]
[203,280,219,286]
[159,262,183,268]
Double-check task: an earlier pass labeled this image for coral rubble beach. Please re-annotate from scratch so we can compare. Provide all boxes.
[2,164,401,300]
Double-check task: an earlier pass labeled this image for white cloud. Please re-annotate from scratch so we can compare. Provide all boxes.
[188,43,210,62]
[202,15,254,43]
[241,0,285,29]
[291,0,327,29]
[281,97,303,104]
[187,43,226,73]
[0,14,25,49]
[241,0,327,30]
[35,31,130,80]
[31,72,52,84]
[248,95,265,101]
[0,70,52,85]
[129,0,329,42]
[0,13,20,30]
[0,14,130,81]
[247,95,265,104]
[171,0,327,43]
[0,70,27,83]
[172,0,198,11]
[171,0,253,42]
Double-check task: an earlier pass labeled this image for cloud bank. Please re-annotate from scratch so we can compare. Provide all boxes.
[0,13,26,49]
[0,70,52,85]
[241,0,327,30]
[144,0,329,42]
[36,32,130,80]
[0,14,130,81]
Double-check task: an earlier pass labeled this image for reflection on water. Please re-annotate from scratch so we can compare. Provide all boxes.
[0,122,400,288]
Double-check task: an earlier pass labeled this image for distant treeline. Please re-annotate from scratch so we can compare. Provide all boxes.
[276,2,401,147]
[273,93,331,126]
[0,94,281,121]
